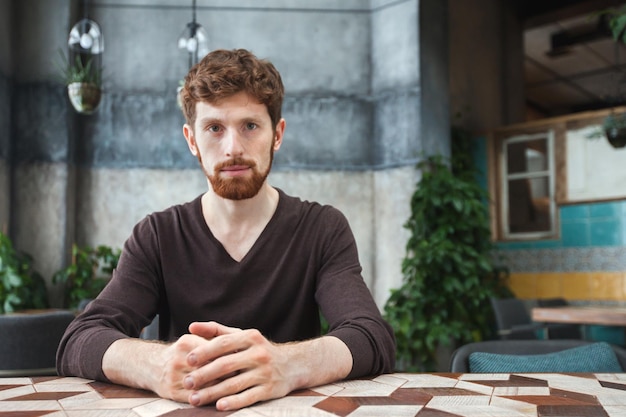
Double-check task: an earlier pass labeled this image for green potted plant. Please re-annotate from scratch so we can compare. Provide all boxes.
[586,6,626,148]
[56,50,103,115]
[596,113,626,148]
[53,244,120,310]
[0,232,49,313]
[383,127,512,372]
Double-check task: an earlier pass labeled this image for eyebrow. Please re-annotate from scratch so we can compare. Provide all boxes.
[198,115,266,126]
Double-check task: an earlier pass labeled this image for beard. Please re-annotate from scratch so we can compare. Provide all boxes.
[198,146,274,200]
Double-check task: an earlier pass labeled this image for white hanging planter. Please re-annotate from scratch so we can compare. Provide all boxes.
[67,82,102,115]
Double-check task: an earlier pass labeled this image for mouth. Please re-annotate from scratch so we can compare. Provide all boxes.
[220,165,251,176]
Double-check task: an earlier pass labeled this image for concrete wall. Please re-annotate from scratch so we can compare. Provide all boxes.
[7,0,454,309]
[0,0,12,233]
[449,0,525,131]
[10,0,73,304]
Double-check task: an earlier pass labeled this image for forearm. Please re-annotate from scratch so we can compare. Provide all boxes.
[281,335,352,391]
[102,338,169,393]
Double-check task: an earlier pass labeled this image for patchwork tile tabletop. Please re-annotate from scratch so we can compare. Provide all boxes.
[1,373,626,416]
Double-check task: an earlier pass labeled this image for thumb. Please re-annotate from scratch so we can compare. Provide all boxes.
[188,321,242,339]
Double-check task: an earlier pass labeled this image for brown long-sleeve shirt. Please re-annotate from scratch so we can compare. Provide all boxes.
[56,189,396,381]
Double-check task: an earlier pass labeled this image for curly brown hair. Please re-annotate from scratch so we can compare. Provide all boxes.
[180,49,284,130]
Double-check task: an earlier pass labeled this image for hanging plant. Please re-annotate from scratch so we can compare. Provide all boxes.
[56,50,103,115]
[587,112,626,149]
[586,6,626,148]
[601,113,626,148]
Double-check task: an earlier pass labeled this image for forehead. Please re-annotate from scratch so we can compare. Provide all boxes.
[195,91,269,122]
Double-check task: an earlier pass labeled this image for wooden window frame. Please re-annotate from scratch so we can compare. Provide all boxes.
[488,122,566,242]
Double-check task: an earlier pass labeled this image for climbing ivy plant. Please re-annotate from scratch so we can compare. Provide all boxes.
[384,128,512,372]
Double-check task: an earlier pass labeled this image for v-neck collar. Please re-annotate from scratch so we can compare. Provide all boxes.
[196,189,284,264]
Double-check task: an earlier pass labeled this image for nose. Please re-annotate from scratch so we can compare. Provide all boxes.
[224,129,244,157]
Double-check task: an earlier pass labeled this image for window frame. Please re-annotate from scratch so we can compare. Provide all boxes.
[500,131,556,240]
[489,122,566,243]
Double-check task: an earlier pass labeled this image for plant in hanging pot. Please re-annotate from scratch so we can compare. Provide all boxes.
[600,113,626,148]
[587,111,626,148]
[586,6,626,148]
[56,50,103,115]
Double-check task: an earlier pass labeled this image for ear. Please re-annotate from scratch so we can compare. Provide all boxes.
[273,119,286,151]
[183,124,198,156]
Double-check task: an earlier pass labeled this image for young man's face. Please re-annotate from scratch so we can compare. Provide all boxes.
[183,91,285,200]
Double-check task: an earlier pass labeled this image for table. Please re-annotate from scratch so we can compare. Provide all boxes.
[2,373,626,416]
[532,306,626,327]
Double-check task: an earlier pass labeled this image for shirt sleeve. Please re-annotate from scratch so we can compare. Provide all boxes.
[56,216,162,381]
[314,207,396,377]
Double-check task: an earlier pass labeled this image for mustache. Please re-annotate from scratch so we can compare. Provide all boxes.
[214,157,257,172]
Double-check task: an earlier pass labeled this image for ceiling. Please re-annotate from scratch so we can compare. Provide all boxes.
[516,0,626,118]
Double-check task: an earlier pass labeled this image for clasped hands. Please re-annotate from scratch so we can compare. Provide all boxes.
[155,321,296,411]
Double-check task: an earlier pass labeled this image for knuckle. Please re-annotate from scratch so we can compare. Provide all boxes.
[252,347,272,365]
[246,329,263,341]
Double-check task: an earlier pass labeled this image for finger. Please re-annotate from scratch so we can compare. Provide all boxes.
[185,348,248,388]
[187,330,255,368]
[188,321,242,339]
[215,384,273,411]
[188,371,257,409]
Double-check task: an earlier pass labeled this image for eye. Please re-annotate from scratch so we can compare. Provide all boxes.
[207,125,221,133]
[245,122,258,130]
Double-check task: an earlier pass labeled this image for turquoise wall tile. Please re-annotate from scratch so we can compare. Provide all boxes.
[472,137,488,190]
[590,202,620,218]
[496,241,533,250]
[590,219,622,246]
[560,205,589,221]
[531,240,561,249]
[561,222,589,247]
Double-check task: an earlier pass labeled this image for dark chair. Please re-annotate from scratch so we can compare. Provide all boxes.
[490,298,545,339]
[140,315,160,340]
[537,297,582,339]
[0,310,75,376]
[449,339,626,373]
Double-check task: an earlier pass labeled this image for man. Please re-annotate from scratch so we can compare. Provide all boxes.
[56,48,396,411]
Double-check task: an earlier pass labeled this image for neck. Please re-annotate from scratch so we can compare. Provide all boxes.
[202,182,279,228]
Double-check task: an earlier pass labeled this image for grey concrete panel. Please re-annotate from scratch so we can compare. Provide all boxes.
[0,74,11,160]
[12,162,69,293]
[276,95,374,170]
[0,75,9,231]
[371,0,419,92]
[84,92,380,171]
[13,83,69,163]
[372,88,422,167]
[96,0,371,10]
[0,0,13,75]
[419,0,450,158]
[0,160,8,233]
[75,167,207,250]
[83,91,196,169]
[94,3,370,94]
[14,0,71,83]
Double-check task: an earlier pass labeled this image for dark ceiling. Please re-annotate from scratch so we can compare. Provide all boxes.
[512,0,626,118]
